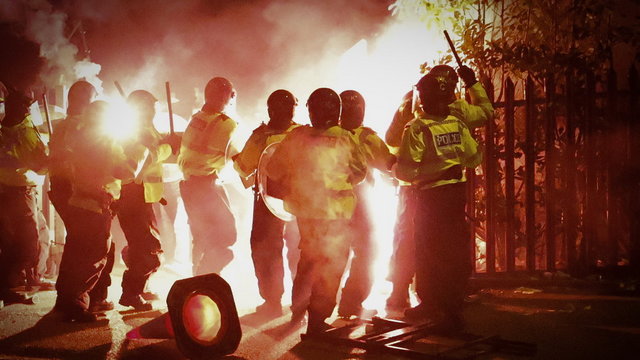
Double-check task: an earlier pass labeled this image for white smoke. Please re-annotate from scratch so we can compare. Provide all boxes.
[1,0,103,93]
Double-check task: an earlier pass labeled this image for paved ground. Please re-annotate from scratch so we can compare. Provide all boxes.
[1,265,639,360]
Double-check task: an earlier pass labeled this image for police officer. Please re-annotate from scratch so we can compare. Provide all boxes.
[233,89,301,317]
[178,77,238,276]
[0,84,47,305]
[384,90,418,312]
[267,88,367,334]
[55,101,128,322]
[395,65,492,333]
[116,90,176,311]
[337,90,395,319]
[48,81,116,313]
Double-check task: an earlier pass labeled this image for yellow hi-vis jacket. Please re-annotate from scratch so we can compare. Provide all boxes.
[0,115,48,187]
[178,110,237,180]
[349,126,395,173]
[395,82,493,189]
[48,115,81,181]
[233,122,300,188]
[67,121,128,214]
[267,125,367,220]
[122,126,172,203]
[386,82,492,149]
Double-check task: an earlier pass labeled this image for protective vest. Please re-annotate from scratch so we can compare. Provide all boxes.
[267,125,367,220]
[48,115,81,180]
[396,117,481,189]
[233,122,299,188]
[386,82,492,149]
[178,110,236,180]
[349,126,395,173]
[0,115,48,187]
[67,122,127,214]
[130,126,172,203]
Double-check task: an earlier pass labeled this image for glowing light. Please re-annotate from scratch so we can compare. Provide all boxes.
[182,293,223,345]
[98,95,139,142]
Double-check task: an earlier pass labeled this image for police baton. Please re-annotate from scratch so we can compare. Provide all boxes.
[114,81,126,98]
[165,81,175,135]
[42,91,53,136]
[444,30,463,68]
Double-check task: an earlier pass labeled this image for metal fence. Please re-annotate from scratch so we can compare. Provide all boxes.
[471,65,640,275]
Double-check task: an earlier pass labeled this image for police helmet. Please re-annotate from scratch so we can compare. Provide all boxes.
[267,89,297,130]
[416,65,458,116]
[306,88,340,129]
[67,80,96,116]
[339,90,365,130]
[204,77,235,105]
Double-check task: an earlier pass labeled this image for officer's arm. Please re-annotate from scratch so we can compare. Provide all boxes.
[366,132,396,172]
[449,82,494,129]
[459,122,482,168]
[349,137,368,185]
[385,95,413,147]
[395,123,424,183]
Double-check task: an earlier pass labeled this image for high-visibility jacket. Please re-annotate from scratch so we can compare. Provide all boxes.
[395,82,493,190]
[396,117,481,189]
[48,115,81,181]
[233,122,299,188]
[349,126,395,173]
[267,125,367,220]
[120,125,172,203]
[386,82,492,148]
[0,115,48,187]
[66,121,128,214]
[178,110,237,180]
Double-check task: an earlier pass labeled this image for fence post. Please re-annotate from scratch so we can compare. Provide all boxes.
[525,75,537,272]
[607,69,618,267]
[564,68,578,275]
[544,75,556,271]
[629,65,640,273]
[505,78,516,272]
[583,71,596,272]
[484,79,496,273]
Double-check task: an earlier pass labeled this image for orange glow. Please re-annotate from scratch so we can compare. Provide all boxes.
[182,293,223,345]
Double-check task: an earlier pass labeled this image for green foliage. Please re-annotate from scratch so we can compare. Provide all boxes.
[392,0,640,82]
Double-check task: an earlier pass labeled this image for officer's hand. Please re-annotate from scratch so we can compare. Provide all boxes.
[457,65,478,88]
[162,133,181,154]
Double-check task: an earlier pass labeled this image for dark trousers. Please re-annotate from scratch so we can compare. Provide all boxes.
[414,182,471,318]
[49,176,72,226]
[250,194,300,304]
[117,183,162,298]
[55,205,114,310]
[339,184,375,312]
[291,218,350,322]
[387,186,417,289]
[0,185,40,292]
[180,175,236,276]
[153,180,180,263]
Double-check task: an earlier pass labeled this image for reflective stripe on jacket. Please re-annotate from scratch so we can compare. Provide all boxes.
[178,110,236,179]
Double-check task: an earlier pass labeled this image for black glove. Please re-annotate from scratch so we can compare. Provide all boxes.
[457,65,478,88]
